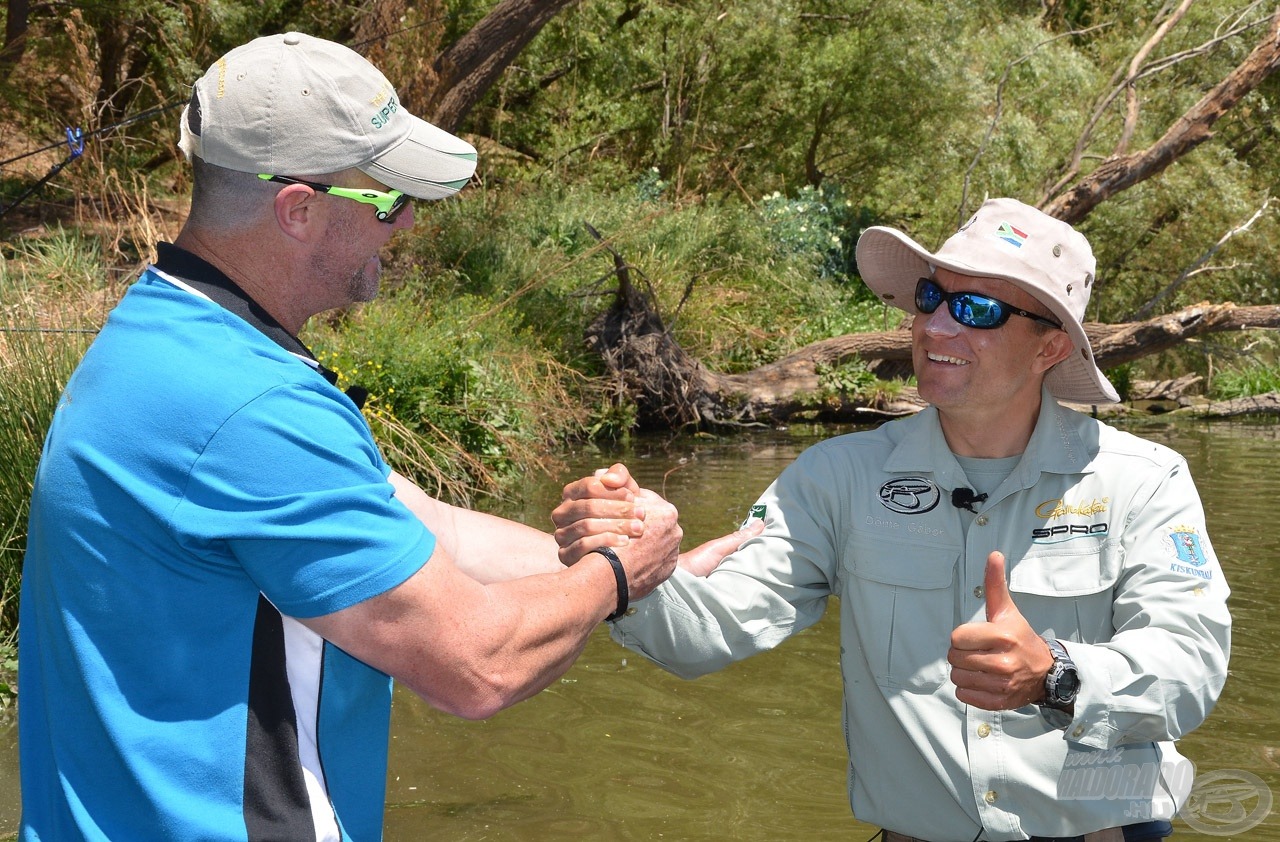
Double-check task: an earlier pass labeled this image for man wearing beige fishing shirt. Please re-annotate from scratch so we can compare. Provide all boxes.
[555,199,1231,842]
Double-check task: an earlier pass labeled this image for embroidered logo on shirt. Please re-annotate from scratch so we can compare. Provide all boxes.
[1031,496,1111,544]
[1164,524,1212,580]
[1031,522,1110,544]
[740,504,767,529]
[1035,497,1109,519]
[878,477,941,515]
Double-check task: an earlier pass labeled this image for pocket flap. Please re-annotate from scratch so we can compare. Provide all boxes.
[847,533,959,589]
[1009,542,1120,597]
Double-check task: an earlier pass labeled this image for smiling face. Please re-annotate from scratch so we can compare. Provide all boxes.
[911,267,1072,454]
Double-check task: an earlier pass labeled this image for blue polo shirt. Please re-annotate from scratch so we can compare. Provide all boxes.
[19,255,433,840]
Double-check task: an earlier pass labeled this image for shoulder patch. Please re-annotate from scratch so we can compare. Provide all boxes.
[1164,525,1212,580]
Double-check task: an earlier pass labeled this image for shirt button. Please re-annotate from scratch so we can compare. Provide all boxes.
[975,515,989,526]
[984,790,998,804]
[1072,725,1086,738]
[977,723,991,738]
[973,585,985,599]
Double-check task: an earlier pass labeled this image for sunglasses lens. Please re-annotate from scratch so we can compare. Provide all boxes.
[916,278,1011,329]
[915,278,943,314]
[382,194,410,224]
[953,294,1005,328]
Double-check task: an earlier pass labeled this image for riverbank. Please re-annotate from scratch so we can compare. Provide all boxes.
[829,382,1280,424]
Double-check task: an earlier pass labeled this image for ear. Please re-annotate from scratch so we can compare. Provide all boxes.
[271,184,324,244]
[1031,329,1075,375]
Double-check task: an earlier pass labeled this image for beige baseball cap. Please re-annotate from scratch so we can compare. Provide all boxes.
[855,197,1119,404]
[178,32,477,200]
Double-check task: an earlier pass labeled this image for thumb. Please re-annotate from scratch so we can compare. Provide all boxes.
[984,551,1016,622]
[597,463,641,493]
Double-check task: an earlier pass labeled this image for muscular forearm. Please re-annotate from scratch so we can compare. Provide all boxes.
[389,470,563,581]
[302,545,619,720]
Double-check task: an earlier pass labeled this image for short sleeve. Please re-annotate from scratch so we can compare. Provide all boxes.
[173,382,434,617]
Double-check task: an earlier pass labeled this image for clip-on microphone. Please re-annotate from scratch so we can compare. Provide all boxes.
[951,487,988,513]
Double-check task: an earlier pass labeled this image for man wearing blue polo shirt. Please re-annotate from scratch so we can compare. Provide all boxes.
[17,33,750,841]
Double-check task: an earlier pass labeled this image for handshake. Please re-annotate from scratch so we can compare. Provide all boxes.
[550,463,765,612]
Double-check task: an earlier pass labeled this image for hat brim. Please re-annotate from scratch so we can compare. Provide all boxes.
[361,114,477,201]
[855,226,1120,405]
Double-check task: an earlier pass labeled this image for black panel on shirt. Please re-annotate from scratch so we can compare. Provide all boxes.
[243,594,318,841]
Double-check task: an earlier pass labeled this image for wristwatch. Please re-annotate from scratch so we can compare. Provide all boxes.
[1041,637,1081,710]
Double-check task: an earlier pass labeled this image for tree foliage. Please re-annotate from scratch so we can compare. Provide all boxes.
[2,0,1277,356]
[472,0,1278,320]
[0,0,1276,497]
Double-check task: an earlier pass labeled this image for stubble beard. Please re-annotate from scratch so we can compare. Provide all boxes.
[348,256,381,303]
[313,209,382,306]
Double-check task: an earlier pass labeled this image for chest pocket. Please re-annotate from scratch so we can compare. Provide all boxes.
[1008,538,1123,643]
[841,532,959,693]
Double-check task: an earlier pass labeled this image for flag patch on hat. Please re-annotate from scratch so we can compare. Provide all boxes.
[995,222,1028,248]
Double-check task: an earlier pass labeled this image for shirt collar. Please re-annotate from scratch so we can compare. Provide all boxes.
[151,242,367,408]
[884,387,1094,490]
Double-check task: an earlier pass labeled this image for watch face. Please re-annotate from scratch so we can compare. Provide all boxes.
[1057,669,1081,701]
[1043,638,1080,707]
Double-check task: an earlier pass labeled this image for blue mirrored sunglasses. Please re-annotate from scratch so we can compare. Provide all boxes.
[914,277,1062,330]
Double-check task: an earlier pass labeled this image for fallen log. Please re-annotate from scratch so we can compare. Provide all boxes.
[1128,374,1203,401]
[587,283,1280,426]
[1197,392,1280,418]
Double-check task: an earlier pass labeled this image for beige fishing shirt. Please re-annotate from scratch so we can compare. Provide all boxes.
[610,391,1230,841]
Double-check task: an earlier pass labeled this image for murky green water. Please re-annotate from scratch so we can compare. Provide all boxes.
[2,420,1277,839]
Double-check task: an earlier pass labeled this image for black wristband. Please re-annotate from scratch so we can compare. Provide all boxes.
[592,547,629,622]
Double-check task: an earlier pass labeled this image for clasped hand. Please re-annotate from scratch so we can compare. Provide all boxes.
[552,463,763,599]
[947,551,1054,711]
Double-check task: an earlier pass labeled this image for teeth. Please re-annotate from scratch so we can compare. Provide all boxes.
[928,352,969,366]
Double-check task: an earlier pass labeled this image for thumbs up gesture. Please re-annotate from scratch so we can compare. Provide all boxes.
[947,551,1055,711]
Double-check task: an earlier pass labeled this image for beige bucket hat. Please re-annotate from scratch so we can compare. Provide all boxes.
[178,32,477,201]
[855,197,1119,404]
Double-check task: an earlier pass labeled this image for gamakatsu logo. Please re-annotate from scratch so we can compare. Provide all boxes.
[878,477,941,514]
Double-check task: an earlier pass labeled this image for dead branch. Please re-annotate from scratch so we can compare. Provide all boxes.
[1042,5,1275,206]
[1042,8,1280,224]
[1117,0,1196,156]
[1130,196,1273,320]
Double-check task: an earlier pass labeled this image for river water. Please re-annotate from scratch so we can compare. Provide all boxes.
[1,419,1276,839]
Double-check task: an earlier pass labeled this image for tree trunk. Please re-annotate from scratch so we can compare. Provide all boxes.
[0,0,31,86]
[425,0,580,132]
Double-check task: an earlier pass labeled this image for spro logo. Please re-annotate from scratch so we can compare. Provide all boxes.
[1032,523,1110,542]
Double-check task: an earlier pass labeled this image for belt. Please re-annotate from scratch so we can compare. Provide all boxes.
[883,830,1126,842]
